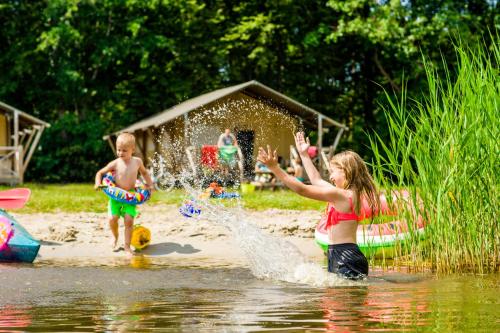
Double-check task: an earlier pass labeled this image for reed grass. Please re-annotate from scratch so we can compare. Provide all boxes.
[369,38,499,273]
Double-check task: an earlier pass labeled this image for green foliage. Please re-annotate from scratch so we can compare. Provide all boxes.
[369,38,500,273]
[0,0,498,182]
[29,113,112,182]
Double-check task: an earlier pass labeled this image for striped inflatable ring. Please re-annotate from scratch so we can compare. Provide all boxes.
[315,189,426,258]
[101,172,151,205]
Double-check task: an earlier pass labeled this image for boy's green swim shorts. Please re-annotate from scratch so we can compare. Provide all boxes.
[108,198,138,218]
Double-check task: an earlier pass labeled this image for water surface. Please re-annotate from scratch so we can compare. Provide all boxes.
[1,260,498,332]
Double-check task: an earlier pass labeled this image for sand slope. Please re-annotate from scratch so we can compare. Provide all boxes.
[10,204,325,267]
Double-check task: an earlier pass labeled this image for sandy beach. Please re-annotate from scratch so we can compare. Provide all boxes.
[11,204,325,267]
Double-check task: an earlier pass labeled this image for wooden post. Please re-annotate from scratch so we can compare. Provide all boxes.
[13,110,19,181]
[23,125,44,172]
[20,129,34,152]
[107,137,116,155]
[331,127,345,155]
[185,146,197,178]
[147,128,156,167]
[183,113,190,147]
[317,114,323,174]
[13,110,19,148]
[16,145,23,184]
[141,129,147,161]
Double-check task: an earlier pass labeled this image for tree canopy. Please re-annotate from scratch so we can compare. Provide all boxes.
[0,0,497,182]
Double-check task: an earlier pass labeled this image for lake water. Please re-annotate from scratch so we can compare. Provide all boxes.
[1,259,498,332]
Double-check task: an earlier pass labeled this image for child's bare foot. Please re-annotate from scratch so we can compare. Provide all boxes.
[124,247,135,257]
[111,239,122,252]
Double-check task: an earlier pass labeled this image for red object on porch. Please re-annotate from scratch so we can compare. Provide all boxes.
[201,145,218,169]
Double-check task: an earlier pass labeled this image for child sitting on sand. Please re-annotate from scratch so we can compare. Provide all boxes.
[257,132,379,280]
[94,132,154,257]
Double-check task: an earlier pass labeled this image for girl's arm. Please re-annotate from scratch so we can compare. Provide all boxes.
[258,146,345,203]
[294,132,331,187]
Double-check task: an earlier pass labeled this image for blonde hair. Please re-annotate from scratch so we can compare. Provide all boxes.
[116,132,136,148]
[330,150,380,216]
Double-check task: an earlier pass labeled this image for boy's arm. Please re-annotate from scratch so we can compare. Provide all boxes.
[294,132,330,187]
[138,160,154,191]
[94,161,115,189]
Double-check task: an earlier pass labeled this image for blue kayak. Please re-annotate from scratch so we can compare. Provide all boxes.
[0,210,40,263]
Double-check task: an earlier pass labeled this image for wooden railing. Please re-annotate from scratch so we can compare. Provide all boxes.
[0,146,24,184]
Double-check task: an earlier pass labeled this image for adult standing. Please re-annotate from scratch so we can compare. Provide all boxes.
[216,128,239,180]
[217,128,238,148]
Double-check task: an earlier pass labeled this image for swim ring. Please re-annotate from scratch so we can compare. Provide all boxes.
[314,190,426,258]
[101,172,151,205]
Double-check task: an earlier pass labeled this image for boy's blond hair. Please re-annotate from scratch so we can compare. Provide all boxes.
[116,132,136,148]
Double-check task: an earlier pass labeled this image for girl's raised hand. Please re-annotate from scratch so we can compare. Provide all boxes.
[257,145,279,168]
[294,132,310,155]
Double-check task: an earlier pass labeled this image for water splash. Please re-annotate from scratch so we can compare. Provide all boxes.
[149,98,360,287]
[153,168,358,287]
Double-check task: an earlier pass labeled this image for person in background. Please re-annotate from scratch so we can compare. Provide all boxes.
[217,128,239,178]
[217,128,238,148]
[292,156,305,183]
[252,160,276,190]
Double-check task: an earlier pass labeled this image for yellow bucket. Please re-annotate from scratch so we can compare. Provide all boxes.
[241,183,255,194]
[131,225,151,250]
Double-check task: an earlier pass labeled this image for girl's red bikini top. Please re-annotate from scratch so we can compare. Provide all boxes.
[325,197,361,228]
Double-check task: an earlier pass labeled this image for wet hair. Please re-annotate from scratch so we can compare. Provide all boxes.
[116,132,136,148]
[330,150,380,216]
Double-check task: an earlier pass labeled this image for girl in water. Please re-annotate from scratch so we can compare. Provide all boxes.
[257,132,379,280]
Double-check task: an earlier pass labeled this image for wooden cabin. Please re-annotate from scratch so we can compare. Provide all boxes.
[103,80,348,179]
[0,101,50,184]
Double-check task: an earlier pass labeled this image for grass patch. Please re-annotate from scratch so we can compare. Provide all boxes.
[0,183,324,213]
[238,190,324,211]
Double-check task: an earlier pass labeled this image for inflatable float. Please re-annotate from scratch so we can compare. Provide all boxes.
[101,172,151,205]
[315,190,425,258]
[0,188,40,263]
[179,183,239,218]
[198,182,240,200]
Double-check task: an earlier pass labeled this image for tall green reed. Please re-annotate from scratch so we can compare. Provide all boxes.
[369,39,499,273]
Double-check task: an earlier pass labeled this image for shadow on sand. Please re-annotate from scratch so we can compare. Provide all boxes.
[39,240,62,246]
[140,242,201,256]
